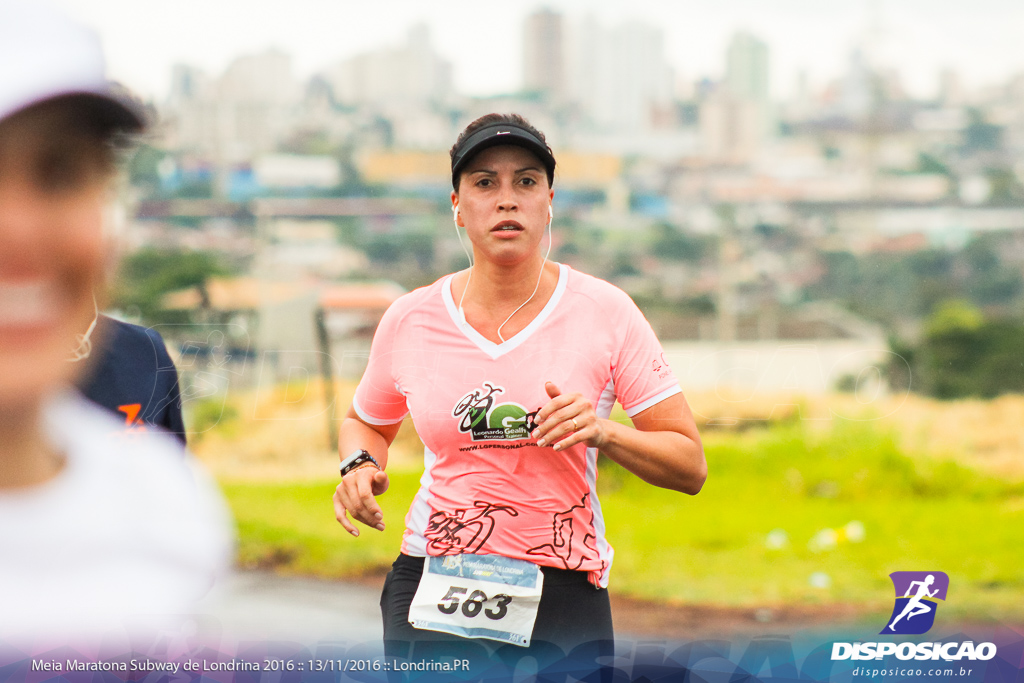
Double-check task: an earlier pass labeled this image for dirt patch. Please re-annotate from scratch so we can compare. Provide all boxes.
[608,595,1023,641]
[283,569,1022,640]
[609,594,872,639]
[341,567,875,638]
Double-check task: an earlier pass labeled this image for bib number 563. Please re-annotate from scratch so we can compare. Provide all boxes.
[437,586,512,620]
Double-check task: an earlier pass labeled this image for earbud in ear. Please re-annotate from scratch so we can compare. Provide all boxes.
[452,203,459,225]
[548,205,554,222]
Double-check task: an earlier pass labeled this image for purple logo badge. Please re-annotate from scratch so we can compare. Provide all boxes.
[882,571,949,635]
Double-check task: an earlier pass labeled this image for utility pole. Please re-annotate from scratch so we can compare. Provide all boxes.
[716,204,740,342]
[314,307,338,450]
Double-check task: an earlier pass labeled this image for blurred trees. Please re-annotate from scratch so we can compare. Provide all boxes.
[961,109,1003,154]
[111,248,234,323]
[808,235,1024,326]
[646,222,712,262]
[808,234,1024,399]
[127,144,165,190]
[888,300,1024,399]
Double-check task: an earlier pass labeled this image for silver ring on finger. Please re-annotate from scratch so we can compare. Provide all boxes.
[571,417,579,431]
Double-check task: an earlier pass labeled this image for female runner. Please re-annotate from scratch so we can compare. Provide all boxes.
[333,113,706,667]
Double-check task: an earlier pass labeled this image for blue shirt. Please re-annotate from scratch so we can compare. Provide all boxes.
[77,315,187,447]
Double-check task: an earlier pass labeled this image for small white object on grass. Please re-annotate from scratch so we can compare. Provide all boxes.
[808,528,838,553]
[809,572,832,589]
[765,529,789,550]
[844,520,866,543]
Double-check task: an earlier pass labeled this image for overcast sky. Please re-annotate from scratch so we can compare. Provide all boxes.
[56,0,1024,102]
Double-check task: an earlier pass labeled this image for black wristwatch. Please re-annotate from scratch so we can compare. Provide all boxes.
[339,449,380,478]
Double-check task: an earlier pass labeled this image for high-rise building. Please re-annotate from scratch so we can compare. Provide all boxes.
[840,47,875,120]
[322,23,452,110]
[164,50,300,163]
[701,31,772,162]
[938,69,965,107]
[699,91,763,163]
[168,64,209,110]
[725,32,769,101]
[219,49,297,106]
[565,17,674,133]
[523,9,565,102]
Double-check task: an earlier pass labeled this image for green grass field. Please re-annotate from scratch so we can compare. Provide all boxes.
[222,421,1024,621]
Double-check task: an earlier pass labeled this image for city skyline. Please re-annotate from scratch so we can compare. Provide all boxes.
[57,0,1024,103]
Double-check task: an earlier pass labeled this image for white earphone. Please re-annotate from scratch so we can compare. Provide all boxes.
[453,201,473,322]
[68,293,99,362]
[494,202,554,342]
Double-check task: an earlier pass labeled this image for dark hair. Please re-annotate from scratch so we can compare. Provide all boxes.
[450,113,555,190]
[0,97,127,180]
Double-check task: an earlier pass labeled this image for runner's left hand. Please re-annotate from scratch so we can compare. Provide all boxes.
[532,381,608,451]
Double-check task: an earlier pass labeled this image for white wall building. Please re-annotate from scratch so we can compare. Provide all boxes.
[725,32,770,101]
[700,91,765,164]
[166,50,300,162]
[321,24,452,111]
[565,17,674,133]
[699,31,773,164]
[523,9,566,102]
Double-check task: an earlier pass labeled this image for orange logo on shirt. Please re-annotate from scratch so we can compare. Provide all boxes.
[117,403,148,433]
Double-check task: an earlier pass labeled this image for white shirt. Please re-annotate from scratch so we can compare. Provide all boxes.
[0,391,233,639]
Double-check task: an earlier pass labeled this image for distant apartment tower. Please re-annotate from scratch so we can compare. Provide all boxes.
[165,64,215,155]
[218,49,298,160]
[165,50,299,162]
[725,32,769,101]
[523,9,565,101]
[700,31,771,163]
[323,24,452,110]
[840,47,875,120]
[699,93,763,163]
[219,49,296,107]
[565,17,674,133]
[168,64,208,110]
[938,68,965,107]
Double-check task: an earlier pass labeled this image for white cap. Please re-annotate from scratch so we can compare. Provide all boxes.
[0,0,144,130]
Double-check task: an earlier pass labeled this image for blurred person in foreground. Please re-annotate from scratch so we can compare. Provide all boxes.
[0,0,230,640]
[333,113,706,674]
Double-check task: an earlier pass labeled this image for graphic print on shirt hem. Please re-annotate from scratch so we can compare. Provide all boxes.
[526,493,603,572]
[425,501,520,555]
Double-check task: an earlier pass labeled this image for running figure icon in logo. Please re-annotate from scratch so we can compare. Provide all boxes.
[882,571,950,635]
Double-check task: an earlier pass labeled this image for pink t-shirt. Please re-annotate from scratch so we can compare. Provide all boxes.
[353,263,680,587]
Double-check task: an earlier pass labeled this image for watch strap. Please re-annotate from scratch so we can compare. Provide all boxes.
[339,449,380,477]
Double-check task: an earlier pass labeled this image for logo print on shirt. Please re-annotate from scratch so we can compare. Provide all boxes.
[652,353,671,380]
[117,403,148,434]
[452,383,540,442]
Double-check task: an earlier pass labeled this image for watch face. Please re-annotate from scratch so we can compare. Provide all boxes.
[340,450,376,476]
[342,449,369,464]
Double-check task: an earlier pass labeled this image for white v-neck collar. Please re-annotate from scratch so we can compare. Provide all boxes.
[442,263,568,359]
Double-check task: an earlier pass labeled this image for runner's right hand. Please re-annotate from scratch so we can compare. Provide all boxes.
[333,466,390,537]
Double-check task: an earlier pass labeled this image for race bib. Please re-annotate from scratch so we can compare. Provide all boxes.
[408,554,544,647]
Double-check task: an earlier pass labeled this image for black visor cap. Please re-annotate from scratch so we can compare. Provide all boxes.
[451,123,556,190]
